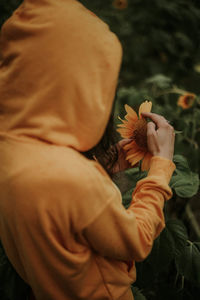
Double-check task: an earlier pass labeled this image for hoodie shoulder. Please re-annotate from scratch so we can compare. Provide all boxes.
[8,141,120,233]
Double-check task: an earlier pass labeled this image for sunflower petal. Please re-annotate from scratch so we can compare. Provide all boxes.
[123,140,137,151]
[126,150,145,166]
[117,122,135,130]
[141,152,153,171]
[118,116,128,124]
[117,123,128,128]
[117,128,133,134]
[117,115,136,131]
[139,101,152,119]
[124,104,138,121]
[126,150,144,160]
[116,128,133,138]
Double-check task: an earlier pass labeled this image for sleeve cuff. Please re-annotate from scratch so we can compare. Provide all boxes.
[148,156,176,184]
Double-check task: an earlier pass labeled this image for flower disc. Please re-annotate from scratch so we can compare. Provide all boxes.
[132,119,148,150]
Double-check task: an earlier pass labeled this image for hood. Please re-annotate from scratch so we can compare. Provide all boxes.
[0,0,122,151]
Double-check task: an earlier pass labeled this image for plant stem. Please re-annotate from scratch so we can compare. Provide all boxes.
[184,137,199,149]
[155,85,193,97]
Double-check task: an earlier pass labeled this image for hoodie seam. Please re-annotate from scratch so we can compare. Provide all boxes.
[93,254,114,300]
[80,195,114,232]
[79,167,123,232]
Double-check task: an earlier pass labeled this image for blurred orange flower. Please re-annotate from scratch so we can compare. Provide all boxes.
[117,101,153,171]
[177,93,196,109]
[112,0,128,10]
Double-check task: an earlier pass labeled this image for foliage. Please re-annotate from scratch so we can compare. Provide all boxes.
[170,155,199,198]
[132,220,200,300]
[131,286,147,300]
[120,154,200,299]
[0,0,22,27]
[0,242,30,300]
[79,0,200,89]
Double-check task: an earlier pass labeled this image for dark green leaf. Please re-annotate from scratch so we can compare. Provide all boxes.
[170,155,199,197]
[131,286,147,300]
[145,219,188,273]
[173,155,191,173]
[145,224,175,273]
[166,219,188,258]
[170,173,199,198]
[122,188,134,209]
[175,241,200,286]
[121,168,147,208]
[145,74,172,89]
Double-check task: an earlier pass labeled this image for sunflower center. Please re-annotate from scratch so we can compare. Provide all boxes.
[132,119,148,150]
[184,95,195,106]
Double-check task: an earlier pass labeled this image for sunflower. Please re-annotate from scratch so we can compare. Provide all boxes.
[117,101,153,171]
[177,93,196,109]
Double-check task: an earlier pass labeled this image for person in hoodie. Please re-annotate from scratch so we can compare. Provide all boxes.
[0,0,176,299]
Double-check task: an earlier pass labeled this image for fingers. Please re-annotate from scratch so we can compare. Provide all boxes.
[141,112,168,127]
[118,138,133,147]
[142,112,175,160]
[147,121,156,133]
[146,122,160,153]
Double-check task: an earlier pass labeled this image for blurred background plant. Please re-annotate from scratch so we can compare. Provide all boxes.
[1,0,200,299]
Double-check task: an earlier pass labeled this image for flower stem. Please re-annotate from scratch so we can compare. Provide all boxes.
[155,85,195,98]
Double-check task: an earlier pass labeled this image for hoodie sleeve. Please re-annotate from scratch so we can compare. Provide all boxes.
[81,156,176,262]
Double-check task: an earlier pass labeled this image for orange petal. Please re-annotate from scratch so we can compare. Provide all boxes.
[116,128,133,139]
[177,93,196,109]
[117,123,128,128]
[124,104,138,122]
[117,122,135,130]
[141,152,153,171]
[123,140,137,151]
[117,127,133,134]
[118,116,128,125]
[139,101,152,119]
[117,116,135,131]
[126,150,145,166]
[123,140,144,165]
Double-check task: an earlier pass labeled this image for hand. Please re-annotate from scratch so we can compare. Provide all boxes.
[111,139,137,174]
[141,112,175,161]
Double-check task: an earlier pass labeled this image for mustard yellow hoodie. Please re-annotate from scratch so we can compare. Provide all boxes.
[0,0,176,299]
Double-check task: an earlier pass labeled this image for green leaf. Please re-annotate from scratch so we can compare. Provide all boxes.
[173,155,190,173]
[145,219,188,273]
[170,174,199,198]
[131,286,147,300]
[145,224,175,273]
[166,219,188,259]
[145,74,172,89]
[170,155,199,198]
[175,241,200,286]
[125,167,147,182]
[122,188,134,209]
[122,168,147,208]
